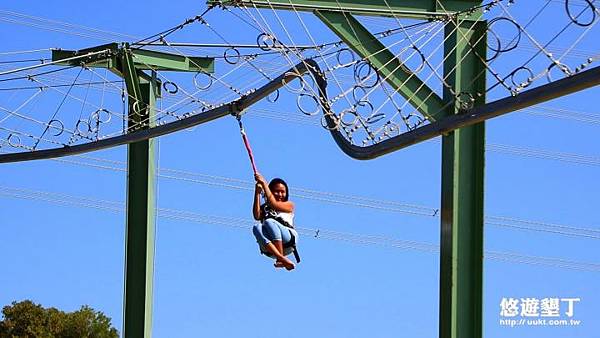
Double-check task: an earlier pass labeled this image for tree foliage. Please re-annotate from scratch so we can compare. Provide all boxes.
[0,300,119,338]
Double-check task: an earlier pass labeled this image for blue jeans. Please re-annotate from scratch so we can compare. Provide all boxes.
[252,218,297,256]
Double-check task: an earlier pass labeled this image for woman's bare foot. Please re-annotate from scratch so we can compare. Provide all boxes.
[274,258,295,270]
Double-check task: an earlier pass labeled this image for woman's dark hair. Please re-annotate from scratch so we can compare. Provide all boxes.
[269,178,289,201]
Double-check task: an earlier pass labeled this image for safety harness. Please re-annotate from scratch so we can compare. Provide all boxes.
[259,205,301,263]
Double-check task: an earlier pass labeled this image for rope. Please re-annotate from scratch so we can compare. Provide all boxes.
[236,114,258,175]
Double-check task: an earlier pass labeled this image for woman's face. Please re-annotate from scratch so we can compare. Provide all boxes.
[271,183,287,202]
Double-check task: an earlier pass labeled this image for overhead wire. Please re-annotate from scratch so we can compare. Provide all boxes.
[0,9,137,42]
[240,0,450,137]
[0,43,283,151]
[495,0,595,86]
[1,2,596,148]
[25,152,600,241]
[1,61,596,151]
[0,90,44,125]
[6,57,596,128]
[0,185,599,272]
[130,6,216,48]
[0,66,76,83]
[0,48,55,56]
[2,6,595,59]
[0,80,122,91]
[1,5,597,159]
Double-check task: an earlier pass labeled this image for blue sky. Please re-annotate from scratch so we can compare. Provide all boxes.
[1,1,599,338]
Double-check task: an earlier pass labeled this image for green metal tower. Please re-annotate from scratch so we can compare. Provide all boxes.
[53,44,215,338]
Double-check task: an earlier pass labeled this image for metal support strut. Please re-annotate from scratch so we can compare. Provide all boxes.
[439,18,487,338]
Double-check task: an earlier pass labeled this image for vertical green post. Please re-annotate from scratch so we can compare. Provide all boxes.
[439,19,487,338]
[51,43,213,338]
[123,66,158,338]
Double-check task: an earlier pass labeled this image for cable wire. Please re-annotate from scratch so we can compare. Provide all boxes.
[1,185,598,272]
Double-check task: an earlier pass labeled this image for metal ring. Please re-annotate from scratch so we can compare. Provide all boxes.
[366,112,386,125]
[224,47,241,64]
[488,17,521,53]
[354,61,379,89]
[352,85,367,103]
[163,81,179,94]
[546,62,571,83]
[193,72,213,91]
[456,92,475,110]
[565,0,596,27]
[267,89,280,103]
[75,119,91,135]
[412,46,426,73]
[383,121,401,137]
[256,33,278,51]
[355,100,374,117]
[401,45,426,73]
[404,113,426,130]
[509,66,534,89]
[283,71,306,94]
[48,119,65,137]
[130,101,143,117]
[485,28,503,62]
[297,93,321,116]
[339,109,359,127]
[336,48,356,68]
[90,108,112,125]
[486,17,521,61]
[7,133,22,148]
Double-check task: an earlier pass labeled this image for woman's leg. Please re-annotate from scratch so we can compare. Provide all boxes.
[258,219,295,270]
[253,223,281,257]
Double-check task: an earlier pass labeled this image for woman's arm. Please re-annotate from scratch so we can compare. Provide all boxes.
[252,183,264,220]
[256,174,294,213]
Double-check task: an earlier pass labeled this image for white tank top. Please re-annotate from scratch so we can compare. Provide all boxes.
[274,211,294,228]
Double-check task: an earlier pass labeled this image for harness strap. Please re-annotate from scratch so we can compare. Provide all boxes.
[289,232,301,263]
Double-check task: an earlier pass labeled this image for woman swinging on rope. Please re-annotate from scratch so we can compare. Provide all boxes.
[235,113,300,270]
[251,173,299,270]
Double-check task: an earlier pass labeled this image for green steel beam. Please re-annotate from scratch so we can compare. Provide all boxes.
[208,0,482,19]
[120,46,158,338]
[122,68,158,338]
[439,18,486,338]
[131,48,214,72]
[122,48,144,118]
[52,43,118,69]
[315,10,445,121]
[52,43,214,73]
